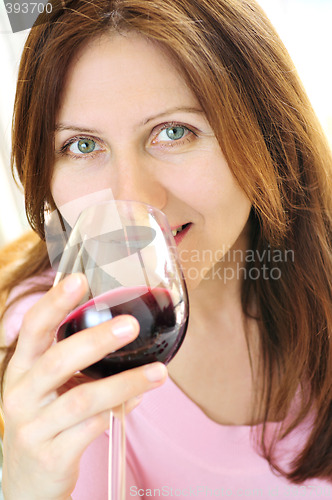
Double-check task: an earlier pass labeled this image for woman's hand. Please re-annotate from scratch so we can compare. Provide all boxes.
[1,274,167,500]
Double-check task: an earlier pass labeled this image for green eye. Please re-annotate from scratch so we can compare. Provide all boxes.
[152,124,194,147]
[76,139,96,153]
[165,127,185,140]
[67,138,102,155]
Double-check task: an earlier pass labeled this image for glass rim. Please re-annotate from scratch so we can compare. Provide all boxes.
[73,199,171,228]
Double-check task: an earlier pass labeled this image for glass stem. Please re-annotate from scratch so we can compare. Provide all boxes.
[108,404,126,500]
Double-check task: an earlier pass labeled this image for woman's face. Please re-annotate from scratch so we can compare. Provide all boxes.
[52,32,251,288]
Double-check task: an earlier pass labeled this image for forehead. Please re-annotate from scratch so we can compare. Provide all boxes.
[57,32,199,124]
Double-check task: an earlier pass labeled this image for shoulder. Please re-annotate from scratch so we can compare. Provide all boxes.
[1,269,55,345]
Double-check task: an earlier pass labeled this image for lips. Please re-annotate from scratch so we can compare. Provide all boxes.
[170,222,192,245]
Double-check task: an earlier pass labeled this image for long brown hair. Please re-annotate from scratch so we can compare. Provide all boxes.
[1,0,331,483]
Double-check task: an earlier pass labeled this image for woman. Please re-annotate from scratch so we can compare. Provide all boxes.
[0,0,331,498]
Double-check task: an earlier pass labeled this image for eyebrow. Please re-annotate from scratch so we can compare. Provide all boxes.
[55,107,204,135]
[141,106,204,125]
[55,124,104,134]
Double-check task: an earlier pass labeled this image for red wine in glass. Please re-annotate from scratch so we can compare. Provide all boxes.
[57,285,188,379]
[53,200,189,499]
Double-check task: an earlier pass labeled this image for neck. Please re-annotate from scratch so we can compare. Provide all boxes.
[167,222,263,425]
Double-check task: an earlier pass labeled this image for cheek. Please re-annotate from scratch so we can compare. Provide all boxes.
[179,149,250,224]
[170,146,234,209]
[203,173,252,254]
[50,170,69,208]
[182,198,251,290]
[50,163,97,206]
[50,168,115,226]
[211,180,252,229]
[178,160,252,289]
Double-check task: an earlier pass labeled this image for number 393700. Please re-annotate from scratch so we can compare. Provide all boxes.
[5,2,53,15]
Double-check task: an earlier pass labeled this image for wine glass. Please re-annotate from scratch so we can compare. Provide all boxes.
[53,200,189,499]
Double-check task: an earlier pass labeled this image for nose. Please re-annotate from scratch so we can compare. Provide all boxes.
[111,153,167,210]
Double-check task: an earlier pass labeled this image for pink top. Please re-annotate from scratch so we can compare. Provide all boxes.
[3,287,332,500]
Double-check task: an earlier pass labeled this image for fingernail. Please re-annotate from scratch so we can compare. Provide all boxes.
[112,317,137,339]
[63,274,84,293]
[144,363,167,383]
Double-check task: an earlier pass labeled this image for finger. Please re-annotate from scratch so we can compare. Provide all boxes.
[11,274,88,372]
[107,394,144,419]
[40,409,111,475]
[50,398,143,470]
[18,315,140,403]
[57,373,93,396]
[34,362,167,440]
[116,394,144,416]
